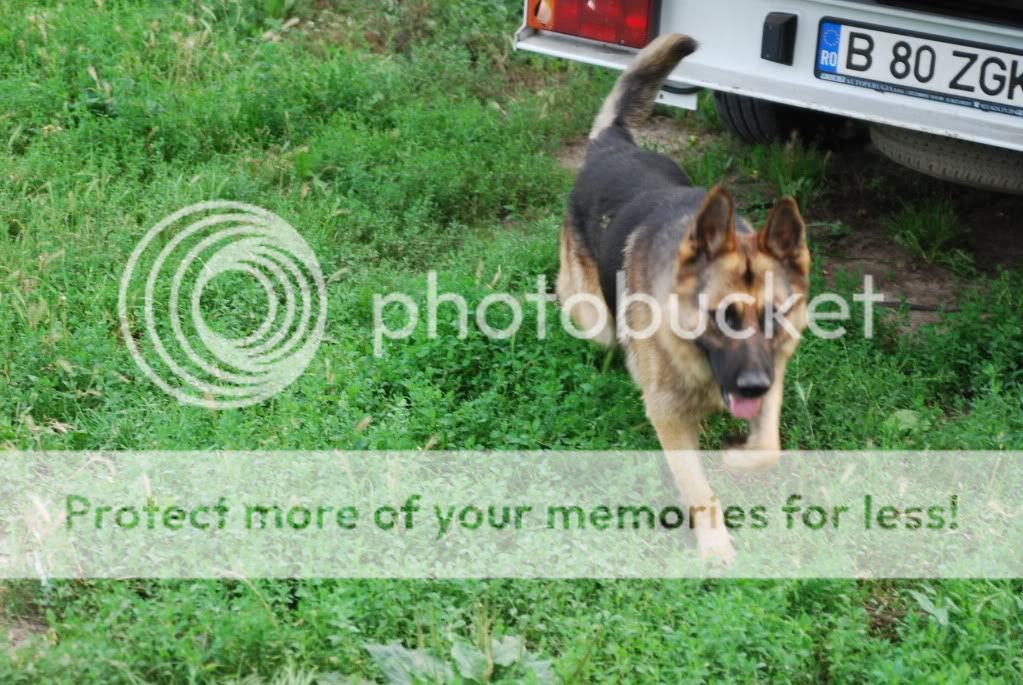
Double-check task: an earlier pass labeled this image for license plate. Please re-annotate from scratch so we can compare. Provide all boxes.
[815,18,1023,118]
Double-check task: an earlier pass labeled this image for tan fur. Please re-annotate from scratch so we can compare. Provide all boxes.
[560,189,810,563]
[561,36,809,564]
[556,220,616,346]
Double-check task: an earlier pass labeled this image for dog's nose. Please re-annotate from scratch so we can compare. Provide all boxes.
[735,370,772,397]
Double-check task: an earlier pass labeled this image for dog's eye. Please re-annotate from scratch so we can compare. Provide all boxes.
[718,304,741,331]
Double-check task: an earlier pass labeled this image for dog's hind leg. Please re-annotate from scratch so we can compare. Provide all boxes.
[556,221,616,347]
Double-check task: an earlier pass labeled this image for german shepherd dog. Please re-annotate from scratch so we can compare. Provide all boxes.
[557,34,810,562]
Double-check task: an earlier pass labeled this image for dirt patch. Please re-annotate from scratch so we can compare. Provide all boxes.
[955,194,1023,268]
[558,117,703,172]
[3,617,48,654]
[812,223,968,327]
[808,139,1020,326]
[557,137,587,172]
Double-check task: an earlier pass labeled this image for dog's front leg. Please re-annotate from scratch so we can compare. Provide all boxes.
[648,407,735,564]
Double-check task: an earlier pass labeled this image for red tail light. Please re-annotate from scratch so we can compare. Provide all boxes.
[526,0,657,49]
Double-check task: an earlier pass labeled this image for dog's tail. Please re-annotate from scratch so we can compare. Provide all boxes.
[589,33,698,140]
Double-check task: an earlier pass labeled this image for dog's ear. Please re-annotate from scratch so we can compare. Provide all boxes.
[759,196,809,276]
[679,185,736,265]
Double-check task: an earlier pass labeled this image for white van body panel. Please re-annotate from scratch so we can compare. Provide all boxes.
[514,0,1023,152]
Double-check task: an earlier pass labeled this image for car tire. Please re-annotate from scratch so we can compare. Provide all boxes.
[869,124,1023,194]
[713,92,843,145]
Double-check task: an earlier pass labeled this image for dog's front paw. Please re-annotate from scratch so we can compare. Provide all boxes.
[696,526,735,565]
[723,447,781,473]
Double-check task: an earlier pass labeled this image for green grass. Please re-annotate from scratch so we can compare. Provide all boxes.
[676,99,829,209]
[2,1,1022,683]
[886,200,976,275]
[741,139,831,208]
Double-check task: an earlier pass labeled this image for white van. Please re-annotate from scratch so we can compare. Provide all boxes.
[515,0,1023,193]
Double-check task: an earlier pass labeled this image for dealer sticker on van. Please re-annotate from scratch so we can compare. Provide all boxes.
[815,18,1023,119]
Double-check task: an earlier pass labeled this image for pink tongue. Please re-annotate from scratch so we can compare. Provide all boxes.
[728,395,762,420]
